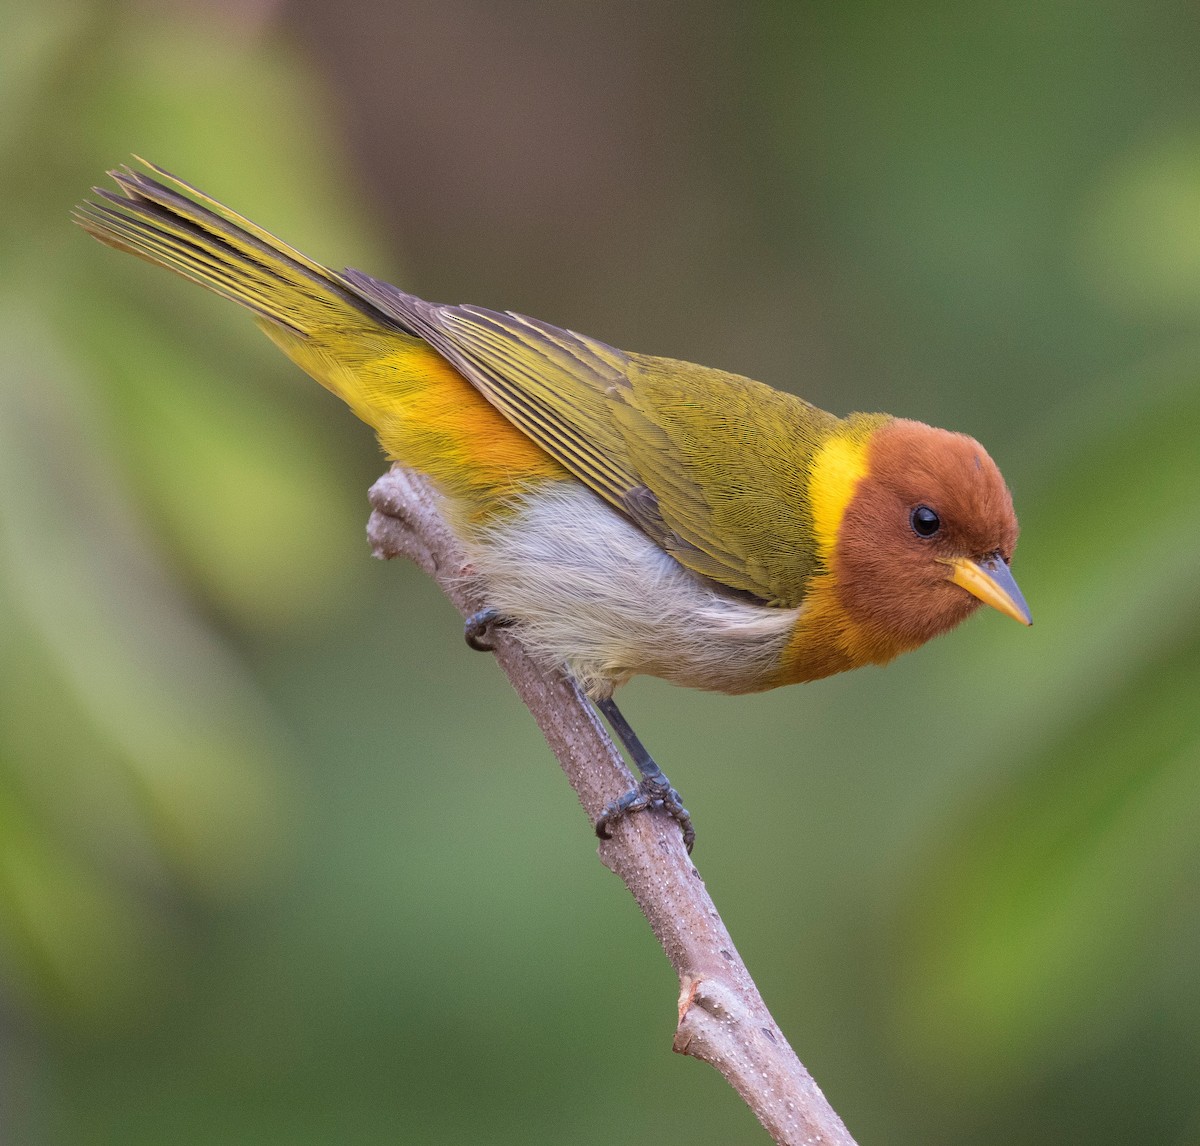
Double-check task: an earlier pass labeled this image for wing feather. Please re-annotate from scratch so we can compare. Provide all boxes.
[339,267,845,604]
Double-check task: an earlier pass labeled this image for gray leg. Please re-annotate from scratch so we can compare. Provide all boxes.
[465,617,695,851]
[593,696,695,853]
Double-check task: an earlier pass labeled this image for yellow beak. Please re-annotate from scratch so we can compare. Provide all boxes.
[944,554,1032,626]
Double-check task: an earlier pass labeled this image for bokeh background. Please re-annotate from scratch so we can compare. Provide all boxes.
[3,0,1199,1142]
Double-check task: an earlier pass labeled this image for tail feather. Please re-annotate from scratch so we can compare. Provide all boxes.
[75,159,571,501]
[74,160,391,337]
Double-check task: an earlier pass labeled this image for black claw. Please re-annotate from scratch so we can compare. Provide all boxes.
[592,695,695,852]
[464,607,513,652]
[595,777,694,853]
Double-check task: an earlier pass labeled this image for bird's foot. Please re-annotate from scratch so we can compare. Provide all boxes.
[592,694,696,852]
[464,607,513,652]
[465,624,697,851]
[595,775,695,854]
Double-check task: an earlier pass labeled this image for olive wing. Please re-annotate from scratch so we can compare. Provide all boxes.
[342,269,831,604]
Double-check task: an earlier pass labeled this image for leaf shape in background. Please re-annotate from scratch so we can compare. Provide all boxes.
[0,301,295,1020]
[890,351,1200,1090]
[5,1,391,634]
[60,290,370,632]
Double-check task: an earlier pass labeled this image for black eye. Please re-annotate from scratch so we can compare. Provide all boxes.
[910,505,941,537]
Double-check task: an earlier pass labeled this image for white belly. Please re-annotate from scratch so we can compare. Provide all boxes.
[456,483,800,698]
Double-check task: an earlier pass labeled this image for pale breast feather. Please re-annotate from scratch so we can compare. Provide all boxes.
[461,483,801,698]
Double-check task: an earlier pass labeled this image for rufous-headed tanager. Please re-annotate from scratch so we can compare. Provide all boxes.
[76,162,1030,851]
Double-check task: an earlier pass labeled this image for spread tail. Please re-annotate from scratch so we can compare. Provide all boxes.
[75,160,567,503]
[74,160,392,339]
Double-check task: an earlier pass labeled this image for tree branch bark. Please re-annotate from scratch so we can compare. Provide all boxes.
[367,465,858,1146]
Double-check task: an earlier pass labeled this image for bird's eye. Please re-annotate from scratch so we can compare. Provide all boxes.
[910,505,941,537]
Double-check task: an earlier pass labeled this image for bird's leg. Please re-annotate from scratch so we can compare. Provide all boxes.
[463,606,514,652]
[594,696,695,853]
[464,613,694,852]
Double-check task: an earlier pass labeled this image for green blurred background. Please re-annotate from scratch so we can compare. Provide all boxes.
[3,0,1199,1141]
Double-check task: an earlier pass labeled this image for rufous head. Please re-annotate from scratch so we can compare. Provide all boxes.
[832,418,1029,651]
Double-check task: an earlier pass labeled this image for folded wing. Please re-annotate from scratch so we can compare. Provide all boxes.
[342,269,837,605]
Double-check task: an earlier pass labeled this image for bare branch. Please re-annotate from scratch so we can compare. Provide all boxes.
[367,465,859,1146]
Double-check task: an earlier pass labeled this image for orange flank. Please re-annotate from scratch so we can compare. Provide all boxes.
[258,321,568,513]
[365,343,568,508]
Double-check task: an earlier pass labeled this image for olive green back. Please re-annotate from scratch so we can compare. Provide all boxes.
[342,269,858,605]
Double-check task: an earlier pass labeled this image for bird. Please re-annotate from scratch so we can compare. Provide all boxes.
[76,160,1031,852]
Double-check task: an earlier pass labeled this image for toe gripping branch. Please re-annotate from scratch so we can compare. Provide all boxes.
[463,609,695,853]
[464,607,513,652]
[593,697,695,854]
